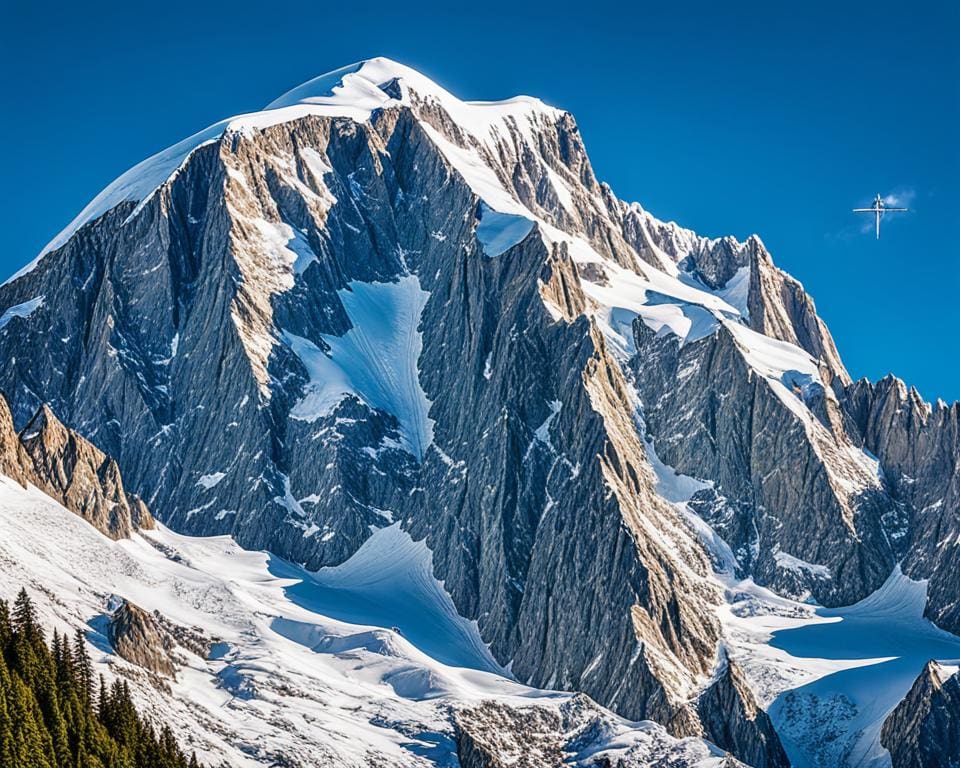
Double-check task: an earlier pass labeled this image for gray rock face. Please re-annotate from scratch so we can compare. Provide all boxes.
[629,317,896,607]
[0,57,957,767]
[453,700,566,768]
[0,392,153,538]
[107,599,176,678]
[845,377,960,633]
[880,661,960,768]
[695,656,789,768]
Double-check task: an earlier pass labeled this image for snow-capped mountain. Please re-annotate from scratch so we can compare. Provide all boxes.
[0,57,957,767]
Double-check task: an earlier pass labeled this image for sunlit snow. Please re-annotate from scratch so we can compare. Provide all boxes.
[283,276,434,459]
[721,570,960,768]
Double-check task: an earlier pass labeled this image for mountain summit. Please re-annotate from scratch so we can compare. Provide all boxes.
[0,58,957,767]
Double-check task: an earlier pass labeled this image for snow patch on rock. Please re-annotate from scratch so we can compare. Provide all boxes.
[475,204,534,257]
[283,276,434,460]
[0,295,44,329]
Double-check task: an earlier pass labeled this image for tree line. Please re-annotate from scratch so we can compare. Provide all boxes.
[0,588,202,768]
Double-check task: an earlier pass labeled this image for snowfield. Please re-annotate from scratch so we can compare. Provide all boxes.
[0,476,735,767]
[719,570,960,768]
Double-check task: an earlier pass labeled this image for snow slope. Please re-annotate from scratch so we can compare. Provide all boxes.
[719,569,960,768]
[0,475,735,767]
[282,276,434,459]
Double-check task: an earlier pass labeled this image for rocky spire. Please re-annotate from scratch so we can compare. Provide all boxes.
[0,392,153,538]
[0,391,30,486]
[881,660,960,768]
[694,653,789,768]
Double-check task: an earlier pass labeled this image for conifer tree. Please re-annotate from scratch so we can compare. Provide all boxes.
[13,588,39,641]
[0,598,11,650]
[0,586,202,768]
[73,628,94,709]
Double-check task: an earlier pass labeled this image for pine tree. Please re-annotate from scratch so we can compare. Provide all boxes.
[0,598,11,650]
[52,629,63,667]
[73,628,94,709]
[98,675,108,717]
[13,588,39,641]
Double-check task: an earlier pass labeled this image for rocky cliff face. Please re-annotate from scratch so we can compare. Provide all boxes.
[695,655,788,768]
[880,660,960,768]
[0,57,955,767]
[0,392,153,537]
[629,310,895,607]
[845,377,960,634]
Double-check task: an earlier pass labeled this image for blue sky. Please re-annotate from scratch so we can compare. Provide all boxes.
[2,0,957,400]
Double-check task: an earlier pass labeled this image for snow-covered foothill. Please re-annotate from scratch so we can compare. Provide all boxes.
[0,475,737,767]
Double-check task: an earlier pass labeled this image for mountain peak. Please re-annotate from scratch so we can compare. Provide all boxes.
[264,57,433,110]
[12,57,563,273]
[265,56,559,118]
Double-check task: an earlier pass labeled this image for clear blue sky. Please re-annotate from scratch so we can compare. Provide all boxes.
[3,0,957,400]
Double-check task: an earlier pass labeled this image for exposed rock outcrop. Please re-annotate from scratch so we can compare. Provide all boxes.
[0,392,31,486]
[107,599,176,678]
[453,701,565,768]
[880,660,960,768]
[20,404,154,537]
[0,392,153,538]
[452,695,750,768]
